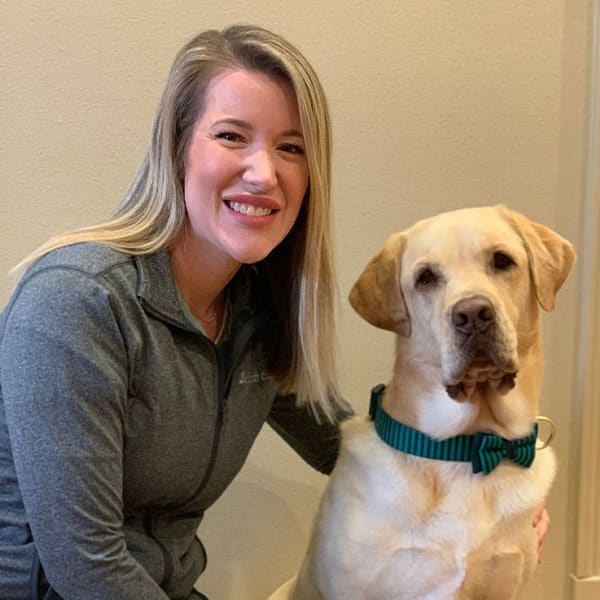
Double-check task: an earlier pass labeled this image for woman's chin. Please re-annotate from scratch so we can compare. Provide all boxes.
[227,240,283,265]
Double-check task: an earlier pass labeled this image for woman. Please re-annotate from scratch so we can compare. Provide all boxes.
[0,25,351,600]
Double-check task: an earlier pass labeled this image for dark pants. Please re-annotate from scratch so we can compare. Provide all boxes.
[37,559,208,600]
[37,571,60,600]
[40,588,208,600]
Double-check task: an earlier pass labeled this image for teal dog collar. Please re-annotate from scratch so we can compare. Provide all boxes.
[369,384,537,475]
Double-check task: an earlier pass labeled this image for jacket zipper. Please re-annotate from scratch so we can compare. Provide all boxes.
[193,345,227,497]
[188,314,266,502]
[138,303,267,589]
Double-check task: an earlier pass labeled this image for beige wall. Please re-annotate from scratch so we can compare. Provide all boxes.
[1,1,594,599]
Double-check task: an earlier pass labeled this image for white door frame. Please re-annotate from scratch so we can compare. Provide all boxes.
[569,1,600,598]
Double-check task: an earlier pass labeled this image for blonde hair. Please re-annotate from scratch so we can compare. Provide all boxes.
[15,25,341,421]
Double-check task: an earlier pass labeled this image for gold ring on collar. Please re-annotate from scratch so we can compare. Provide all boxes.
[535,416,556,450]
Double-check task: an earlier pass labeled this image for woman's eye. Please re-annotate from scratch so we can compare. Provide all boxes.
[215,131,245,143]
[278,143,305,155]
[493,251,516,271]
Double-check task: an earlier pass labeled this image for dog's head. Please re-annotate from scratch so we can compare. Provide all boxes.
[349,206,575,405]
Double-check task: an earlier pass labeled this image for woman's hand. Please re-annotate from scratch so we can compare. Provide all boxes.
[533,505,550,563]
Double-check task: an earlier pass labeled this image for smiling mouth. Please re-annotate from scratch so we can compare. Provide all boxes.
[226,201,275,217]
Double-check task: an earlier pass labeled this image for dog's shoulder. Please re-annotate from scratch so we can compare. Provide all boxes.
[337,414,405,474]
[332,415,449,520]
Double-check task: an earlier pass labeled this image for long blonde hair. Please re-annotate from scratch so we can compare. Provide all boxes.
[15,24,341,420]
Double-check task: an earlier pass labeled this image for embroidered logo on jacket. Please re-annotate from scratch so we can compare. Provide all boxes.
[238,370,271,385]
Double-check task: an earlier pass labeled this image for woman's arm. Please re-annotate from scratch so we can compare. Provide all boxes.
[267,394,354,474]
[533,505,550,563]
[1,267,169,600]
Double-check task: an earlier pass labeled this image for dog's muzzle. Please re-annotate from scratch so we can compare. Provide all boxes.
[444,295,518,400]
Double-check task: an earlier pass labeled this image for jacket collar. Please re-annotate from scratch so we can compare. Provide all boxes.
[134,251,268,334]
[134,251,187,328]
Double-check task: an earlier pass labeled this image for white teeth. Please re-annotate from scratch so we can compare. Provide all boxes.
[228,201,272,216]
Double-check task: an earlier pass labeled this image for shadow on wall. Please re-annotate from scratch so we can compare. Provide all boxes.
[196,459,324,599]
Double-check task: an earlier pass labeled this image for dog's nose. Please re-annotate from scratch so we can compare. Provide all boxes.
[451,296,495,334]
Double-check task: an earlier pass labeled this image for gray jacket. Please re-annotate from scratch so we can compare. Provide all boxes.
[0,243,350,600]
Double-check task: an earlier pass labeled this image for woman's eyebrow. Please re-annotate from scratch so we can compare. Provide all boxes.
[212,118,304,138]
[281,129,304,138]
[212,117,251,129]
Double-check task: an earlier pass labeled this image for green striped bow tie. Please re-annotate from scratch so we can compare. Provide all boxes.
[369,384,537,476]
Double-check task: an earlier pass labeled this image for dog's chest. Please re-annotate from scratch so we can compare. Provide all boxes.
[310,417,551,598]
[327,450,500,554]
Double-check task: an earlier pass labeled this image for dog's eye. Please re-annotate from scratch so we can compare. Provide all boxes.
[416,268,439,288]
[493,251,516,271]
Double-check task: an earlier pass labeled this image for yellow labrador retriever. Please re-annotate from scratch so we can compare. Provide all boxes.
[270,206,575,600]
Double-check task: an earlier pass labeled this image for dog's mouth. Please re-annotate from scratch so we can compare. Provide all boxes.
[441,295,520,402]
[444,348,518,402]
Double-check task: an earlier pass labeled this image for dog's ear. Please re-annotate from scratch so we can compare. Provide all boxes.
[348,233,411,335]
[497,205,576,311]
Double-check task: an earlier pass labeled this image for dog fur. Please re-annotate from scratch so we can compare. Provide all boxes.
[269,205,575,600]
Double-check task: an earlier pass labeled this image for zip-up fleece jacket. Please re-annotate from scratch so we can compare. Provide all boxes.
[0,243,351,600]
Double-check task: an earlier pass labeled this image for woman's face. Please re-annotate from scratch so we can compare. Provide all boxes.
[181,68,309,270]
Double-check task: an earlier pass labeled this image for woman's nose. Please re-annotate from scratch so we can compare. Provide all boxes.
[242,148,277,191]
